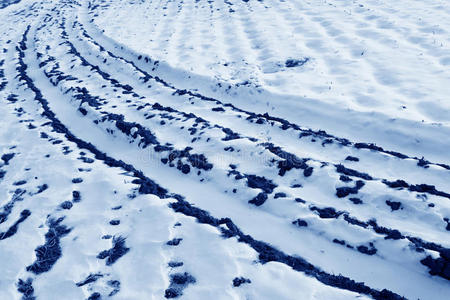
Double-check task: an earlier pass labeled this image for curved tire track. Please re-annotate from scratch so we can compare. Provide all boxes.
[14,22,406,300]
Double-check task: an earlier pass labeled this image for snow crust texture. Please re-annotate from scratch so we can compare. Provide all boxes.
[0,0,449,299]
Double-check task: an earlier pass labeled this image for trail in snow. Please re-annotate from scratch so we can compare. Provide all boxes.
[0,0,449,300]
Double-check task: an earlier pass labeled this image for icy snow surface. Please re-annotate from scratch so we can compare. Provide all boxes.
[0,0,450,299]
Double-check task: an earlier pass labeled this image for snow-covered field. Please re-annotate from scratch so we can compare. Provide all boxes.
[0,0,449,299]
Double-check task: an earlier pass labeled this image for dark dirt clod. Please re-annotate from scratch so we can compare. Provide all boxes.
[232,277,251,287]
[97,236,130,266]
[386,200,402,211]
[248,192,268,206]
[17,278,35,300]
[245,175,277,193]
[26,217,71,274]
[167,238,183,246]
[292,219,308,227]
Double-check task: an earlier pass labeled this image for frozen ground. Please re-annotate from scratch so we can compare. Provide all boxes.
[0,0,449,299]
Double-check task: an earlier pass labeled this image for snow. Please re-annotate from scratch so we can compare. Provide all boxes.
[0,0,449,299]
